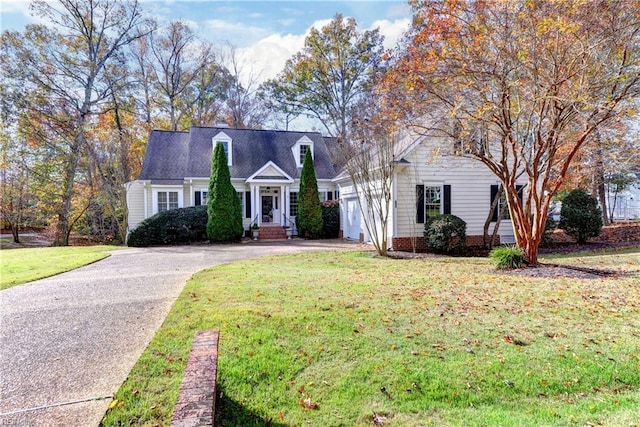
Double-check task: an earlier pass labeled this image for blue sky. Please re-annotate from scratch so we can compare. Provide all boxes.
[0,0,412,83]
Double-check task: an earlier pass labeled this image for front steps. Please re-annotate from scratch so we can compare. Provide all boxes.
[255,224,289,240]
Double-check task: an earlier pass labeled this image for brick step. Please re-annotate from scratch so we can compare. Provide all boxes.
[256,225,288,239]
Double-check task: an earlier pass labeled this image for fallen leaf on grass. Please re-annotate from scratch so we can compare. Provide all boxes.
[299,396,319,410]
[372,412,387,425]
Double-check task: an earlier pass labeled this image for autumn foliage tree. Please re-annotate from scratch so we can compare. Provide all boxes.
[389,0,640,264]
[2,0,152,245]
[262,14,386,138]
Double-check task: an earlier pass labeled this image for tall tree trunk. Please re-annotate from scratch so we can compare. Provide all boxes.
[592,129,610,225]
[53,139,81,246]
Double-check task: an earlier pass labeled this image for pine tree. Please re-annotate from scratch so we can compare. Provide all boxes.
[207,142,243,241]
[297,149,323,239]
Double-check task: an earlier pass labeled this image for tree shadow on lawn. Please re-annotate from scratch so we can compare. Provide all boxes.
[215,387,287,427]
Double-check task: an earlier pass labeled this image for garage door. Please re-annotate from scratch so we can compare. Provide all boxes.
[346,199,361,240]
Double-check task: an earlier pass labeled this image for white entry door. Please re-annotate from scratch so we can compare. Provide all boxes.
[346,198,361,240]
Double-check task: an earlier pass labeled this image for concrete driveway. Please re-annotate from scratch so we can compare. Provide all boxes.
[0,240,358,426]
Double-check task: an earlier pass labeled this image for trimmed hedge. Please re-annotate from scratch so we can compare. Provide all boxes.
[127,206,208,247]
[424,214,467,254]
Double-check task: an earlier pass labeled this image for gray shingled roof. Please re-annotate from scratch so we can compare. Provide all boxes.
[138,130,190,184]
[138,126,337,183]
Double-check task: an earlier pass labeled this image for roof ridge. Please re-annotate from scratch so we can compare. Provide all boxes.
[189,126,323,136]
[151,129,190,134]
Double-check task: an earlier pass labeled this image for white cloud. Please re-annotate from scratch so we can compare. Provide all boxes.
[234,18,332,86]
[0,0,31,14]
[235,17,409,86]
[369,17,411,50]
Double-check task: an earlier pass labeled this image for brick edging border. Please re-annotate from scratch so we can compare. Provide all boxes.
[170,329,219,427]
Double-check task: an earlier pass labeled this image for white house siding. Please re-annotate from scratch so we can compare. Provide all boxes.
[394,142,515,244]
[126,180,147,231]
[607,182,640,220]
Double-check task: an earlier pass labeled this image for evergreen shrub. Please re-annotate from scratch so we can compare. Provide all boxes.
[424,214,467,254]
[559,189,603,243]
[321,200,340,238]
[127,206,207,247]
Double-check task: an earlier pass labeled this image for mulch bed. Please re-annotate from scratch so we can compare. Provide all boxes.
[494,263,623,280]
[388,223,640,279]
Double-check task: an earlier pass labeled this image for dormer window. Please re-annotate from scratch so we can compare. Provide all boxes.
[213,131,232,166]
[293,136,314,168]
[299,144,310,164]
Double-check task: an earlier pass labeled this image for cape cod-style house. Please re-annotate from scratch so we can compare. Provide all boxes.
[125,126,338,238]
[126,125,521,248]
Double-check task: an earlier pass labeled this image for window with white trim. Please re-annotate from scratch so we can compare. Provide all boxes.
[290,192,299,217]
[416,184,451,223]
[425,186,442,218]
[237,190,244,217]
[194,190,208,206]
[300,144,310,165]
[293,137,314,167]
[158,191,179,212]
[213,132,232,166]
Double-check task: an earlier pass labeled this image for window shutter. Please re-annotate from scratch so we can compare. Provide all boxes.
[443,185,451,214]
[327,191,333,201]
[194,192,201,206]
[416,185,425,223]
[490,185,499,222]
[245,191,251,218]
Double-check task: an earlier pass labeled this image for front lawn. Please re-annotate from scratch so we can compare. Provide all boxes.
[102,248,640,426]
[0,246,121,289]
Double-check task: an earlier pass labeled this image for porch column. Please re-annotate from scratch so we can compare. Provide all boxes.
[251,184,259,226]
[281,185,286,224]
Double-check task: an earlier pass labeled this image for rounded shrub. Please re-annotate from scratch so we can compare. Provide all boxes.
[127,206,208,247]
[559,189,603,243]
[489,245,527,270]
[424,214,467,254]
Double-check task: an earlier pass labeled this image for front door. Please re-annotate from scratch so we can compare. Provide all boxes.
[262,195,273,223]
[260,187,281,224]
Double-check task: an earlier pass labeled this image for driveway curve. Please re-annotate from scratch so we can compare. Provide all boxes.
[0,240,359,426]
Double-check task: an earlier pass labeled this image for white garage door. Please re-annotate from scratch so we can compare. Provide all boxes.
[346,199,361,240]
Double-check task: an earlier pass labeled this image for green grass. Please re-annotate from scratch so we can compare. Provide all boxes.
[0,246,121,289]
[102,248,640,426]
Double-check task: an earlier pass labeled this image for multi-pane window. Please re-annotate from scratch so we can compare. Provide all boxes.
[237,191,244,217]
[490,184,523,222]
[290,192,299,217]
[158,191,178,212]
[219,141,229,158]
[425,186,442,218]
[299,144,310,165]
[417,184,450,223]
[214,139,232,165]
[498,192,511,220]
